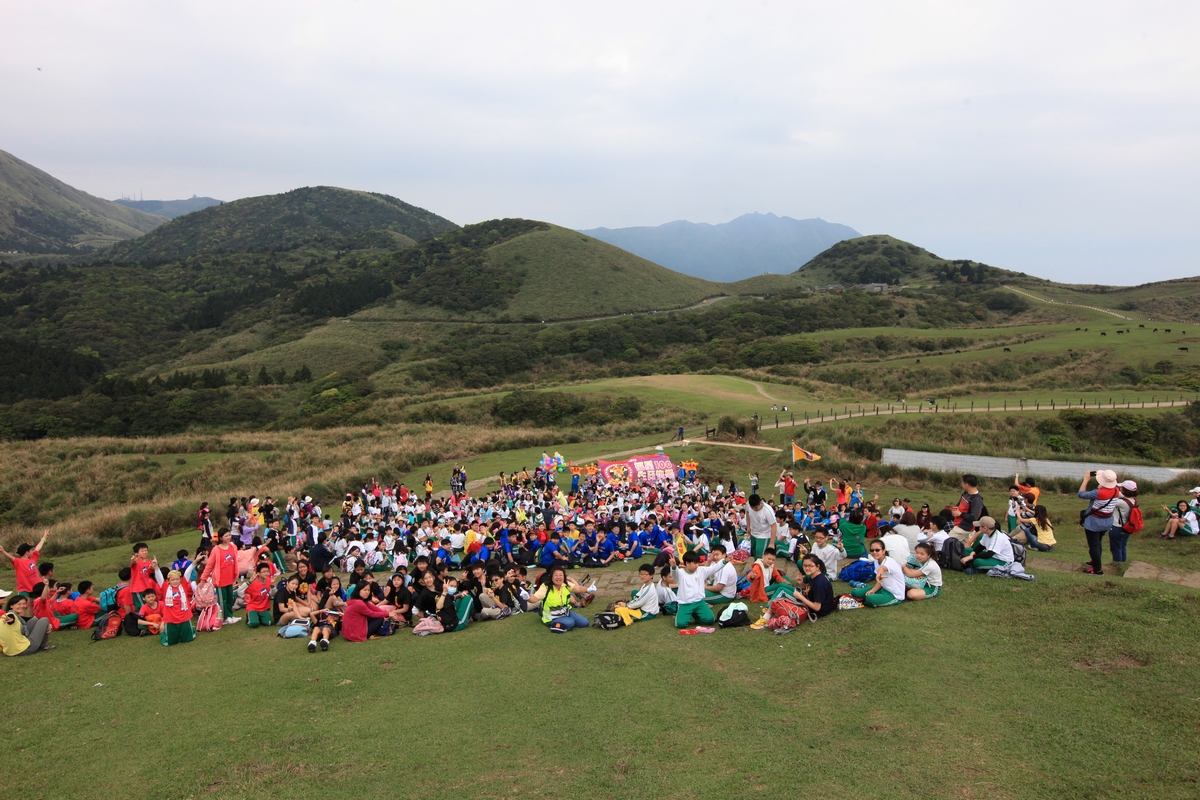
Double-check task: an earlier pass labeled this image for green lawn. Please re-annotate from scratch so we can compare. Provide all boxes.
[3,532,1199,799]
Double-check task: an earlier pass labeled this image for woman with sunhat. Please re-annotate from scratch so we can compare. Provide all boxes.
[1078,469,1121,575]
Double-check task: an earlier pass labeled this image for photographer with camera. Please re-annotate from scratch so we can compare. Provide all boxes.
[1079,469,1121,575]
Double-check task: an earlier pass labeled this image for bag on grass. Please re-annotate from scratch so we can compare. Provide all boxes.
[837,594,864,610]
[91,612,123,641]
[717,602,751,628]
[277,620,310,638]
[193,580,216,609]
[196,604,223,632]
[939,538,966,572]
[594,612,623,630]
[838,559,875,583]
[412,616,443,635]
[1007,536,1027,566]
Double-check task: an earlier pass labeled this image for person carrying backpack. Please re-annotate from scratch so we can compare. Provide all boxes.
[1079,470,1122,575]
[1109,480,1142,564]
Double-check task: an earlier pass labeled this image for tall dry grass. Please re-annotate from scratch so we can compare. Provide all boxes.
[0,423,559,555]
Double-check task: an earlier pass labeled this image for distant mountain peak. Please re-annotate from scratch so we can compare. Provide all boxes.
[579,213,859,282]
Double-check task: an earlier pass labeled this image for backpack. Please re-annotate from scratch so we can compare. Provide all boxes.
[939,538,967,571]
[1123,504,1144,534]
[193,580,216,609]
[718,602,751,628]
[838,559,875,583]
[196,604,223,632]
[594,612,623,630]
[91,612,123,641]
[412,616,444,635]
[277,620,310,638]
[1007,536,1027,566]
[98,584,124,613]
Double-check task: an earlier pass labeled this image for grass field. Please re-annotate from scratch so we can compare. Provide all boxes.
[4,531,1199,800]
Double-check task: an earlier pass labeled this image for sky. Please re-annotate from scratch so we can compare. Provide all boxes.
[1,1,1198,284]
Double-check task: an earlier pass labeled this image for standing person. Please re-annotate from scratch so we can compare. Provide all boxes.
[200,528,241,624]
[1079,470,1121,575]
[950,475,986,523]
[129,543,156,612]
[850,541,905,608]
[1109,480,1140,564]
[196,502,213,549]
[0,529,50,597]
[745,494,778,560]
[423,474,434,501]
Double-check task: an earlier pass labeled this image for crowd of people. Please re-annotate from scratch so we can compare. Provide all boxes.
[0,459,1180,655]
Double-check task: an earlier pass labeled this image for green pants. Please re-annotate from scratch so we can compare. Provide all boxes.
[675,600,715,628]
[851,586,903,607]
[159,621,195,646]
[704,591,733,605]
[54,613,79,628]
[246,610,273,628]
[750,538,768,559]
[216,585,235,619]
[970,557,1005,570]
[644,547,661,555]
[766,582,795,601]
[132,593,145,612]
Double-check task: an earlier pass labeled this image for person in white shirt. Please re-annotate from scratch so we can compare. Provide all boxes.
[612,564,661,624]
[850,541,905,607]
[810,527,846,579]
[878,527,911,564]
[892,511,922,552]
[745,494,778,560]
[961,516,1015,571]
[703,544,738,604]
[669,549,725,628]
[902,542,943,600]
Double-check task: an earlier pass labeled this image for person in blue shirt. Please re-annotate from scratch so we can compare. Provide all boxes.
[433,539,452,569]
[171,549,193,575]
[470,537,493,565]
[539,532,573,568]
[850,484,865,509]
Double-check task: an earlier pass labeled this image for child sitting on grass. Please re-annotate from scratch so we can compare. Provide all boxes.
[612,563,660,625]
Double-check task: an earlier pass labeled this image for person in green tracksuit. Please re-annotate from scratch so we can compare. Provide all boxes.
[850,542,905,608]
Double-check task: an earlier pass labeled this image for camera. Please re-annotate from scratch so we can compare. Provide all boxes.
[1090,471,1097,477]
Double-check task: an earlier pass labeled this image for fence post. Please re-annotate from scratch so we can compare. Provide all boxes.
[1036,401,1039,410]
[1020,400,1023,410]
[805,412,808,424]
[1051,399,1055,410]
[987,401,990,411]
[1003,400,1006,410]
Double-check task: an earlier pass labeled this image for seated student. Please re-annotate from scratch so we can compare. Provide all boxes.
[791,554,835,619]
[878,524,911,564]
[1016,500,1055,551]
[616,526,644,561]
[498,568,526,612]
[1161,500,1200,539]
[72,581,101,629]
[918,514,951,553]
[0,595,53,655]
[612,564,660,625]
[837,510,868,564]
[703,544,738,605]
[135,588,165,636]
[49,583,80,629]
[654,569,679,615]
[478,573,510,620]
[961,516,1014,573]
[339,581,403,645]
[538,532,573,568]
[902,542,943,600]
[307,584,345,652]
[244,564,275,628]
[745,548,792,603]
[273,576,308,626]
[529,565,591,632]
[809,527,845,580]
[850,542,905,608]
[411,570,444,620]
[469,537,495,566]
[152,567,196,646]
[684,525,710,557]
[382,574,411,625]
[668,549,728,628]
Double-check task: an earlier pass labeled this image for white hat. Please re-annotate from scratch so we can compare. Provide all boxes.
[1096,470,1118,489]
[1119,480,1138,492]
[1190,487,1200,494]
[303,496,312,502]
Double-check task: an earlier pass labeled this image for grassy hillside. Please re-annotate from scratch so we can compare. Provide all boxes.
[0,149,165,253]
[105,186,456,261]
[797,234,1018,287]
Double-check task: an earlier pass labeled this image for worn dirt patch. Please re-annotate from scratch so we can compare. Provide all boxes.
[1073,655,1149,673]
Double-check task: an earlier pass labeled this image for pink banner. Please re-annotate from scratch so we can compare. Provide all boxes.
[597,454,677,485]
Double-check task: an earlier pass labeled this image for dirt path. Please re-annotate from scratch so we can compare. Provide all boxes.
[1005,285,1133,321]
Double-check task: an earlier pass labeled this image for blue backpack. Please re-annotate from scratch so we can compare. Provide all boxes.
[838,559,876,583]
[98,583,125,613]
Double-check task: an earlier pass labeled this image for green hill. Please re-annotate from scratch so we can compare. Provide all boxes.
[796,234,1017,287]
[0,149,166,253]
[105,186,458,262]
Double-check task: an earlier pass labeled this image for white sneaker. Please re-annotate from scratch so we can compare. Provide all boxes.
[225,617,241,624]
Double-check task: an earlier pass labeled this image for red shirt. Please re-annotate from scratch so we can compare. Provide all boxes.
[156,582,193,624]
[130,557,154,593]
[73,595,101,628]
[115,585,134,617]
[13,552,40,594]
[201,544,239,587]
[341,598,389,642]
[245,578,273,612]
[138,600,164,631]
[32,596,60,630]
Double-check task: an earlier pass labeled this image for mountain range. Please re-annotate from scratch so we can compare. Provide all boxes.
[581,212,860,282]
[114,196,223,219]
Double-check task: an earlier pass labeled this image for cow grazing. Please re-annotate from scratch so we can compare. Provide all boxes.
[1180,347,1190,352]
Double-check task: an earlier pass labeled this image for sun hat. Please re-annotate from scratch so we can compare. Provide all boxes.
[1190,486,1200,494]
[1119,480,1138,492]
[1096,470,1118,488]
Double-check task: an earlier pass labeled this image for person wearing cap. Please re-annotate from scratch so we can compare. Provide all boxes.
[1107,480,1140,563]
[960,516,1014,573]
[1079,470,1121,575]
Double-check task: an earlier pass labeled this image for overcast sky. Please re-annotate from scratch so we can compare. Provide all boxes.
[2,2,1197,284]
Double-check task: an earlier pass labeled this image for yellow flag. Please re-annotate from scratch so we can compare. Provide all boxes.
[792,442,821,463]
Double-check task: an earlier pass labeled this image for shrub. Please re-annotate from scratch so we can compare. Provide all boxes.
[1045,434,1073,453]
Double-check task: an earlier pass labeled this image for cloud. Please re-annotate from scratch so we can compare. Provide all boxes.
[0,0,1197,283]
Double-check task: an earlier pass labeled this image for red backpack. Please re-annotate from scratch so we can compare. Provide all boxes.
[1122,501,1144,534]
[90,612,124,641]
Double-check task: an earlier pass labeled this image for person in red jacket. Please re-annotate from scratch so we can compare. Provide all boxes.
[338,581,402,648]
[244,563,274,628]
[129,543,155,612]
[73,581,101,629]
[0,529,50,596]
[152,567,195,646]
[200,528,241,625]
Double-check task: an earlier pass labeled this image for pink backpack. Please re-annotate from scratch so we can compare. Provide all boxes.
[411,616,444,636]
[193,580,216,609]
[196,604,223,632]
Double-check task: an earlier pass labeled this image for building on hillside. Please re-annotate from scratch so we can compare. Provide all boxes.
[854,283,889,293]
[813,284,845,293]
